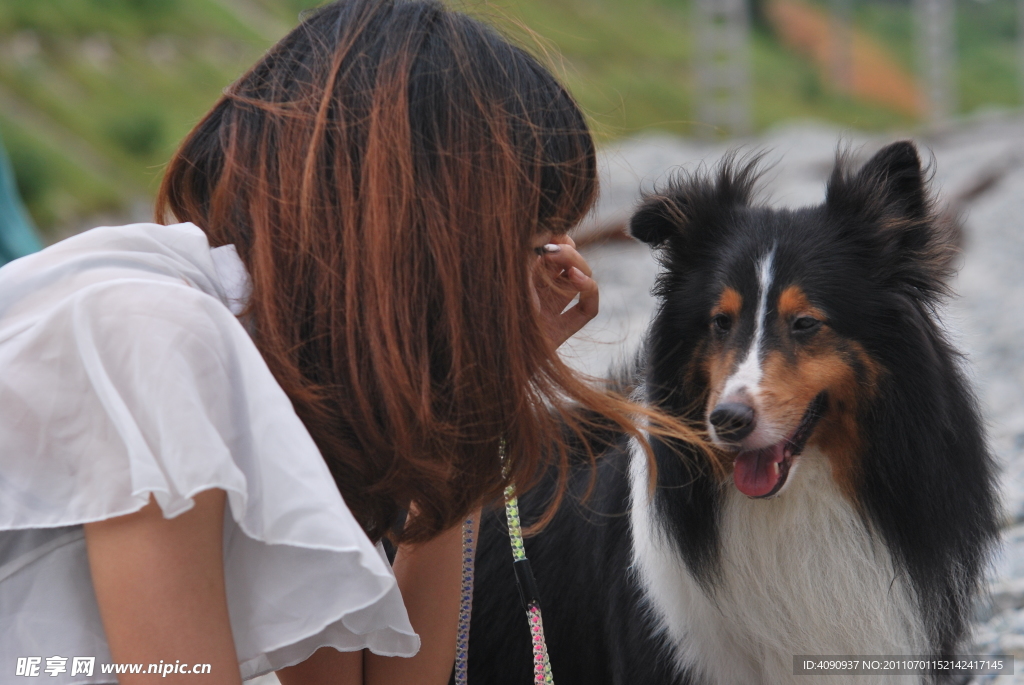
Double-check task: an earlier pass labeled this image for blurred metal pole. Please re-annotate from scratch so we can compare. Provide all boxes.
[914,0,956,126]
[830,0,854,94]
[693,0,752,138]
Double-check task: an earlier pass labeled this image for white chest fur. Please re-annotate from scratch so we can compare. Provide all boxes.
[628,441,927,684]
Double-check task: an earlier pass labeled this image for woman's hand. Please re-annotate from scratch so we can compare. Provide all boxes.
[533,234,599,348]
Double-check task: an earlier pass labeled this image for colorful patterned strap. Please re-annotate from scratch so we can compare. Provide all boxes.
[454,439,555,685]
[504,485,555,685]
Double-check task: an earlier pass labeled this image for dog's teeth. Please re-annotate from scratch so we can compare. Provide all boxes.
[772,462,780,477]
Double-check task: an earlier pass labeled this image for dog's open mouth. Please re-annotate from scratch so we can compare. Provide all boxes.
[732,393,827,498]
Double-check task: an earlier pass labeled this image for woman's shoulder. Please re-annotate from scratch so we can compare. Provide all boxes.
[0,222,233,334]
[0,218,391,555]
[0,222,419,679]
[0,220,282,531]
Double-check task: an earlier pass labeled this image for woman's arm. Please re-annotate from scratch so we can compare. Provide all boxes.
[365,515,478,684]
[83,489,243,685]
[277,514,479,685]
[87,487,475,685]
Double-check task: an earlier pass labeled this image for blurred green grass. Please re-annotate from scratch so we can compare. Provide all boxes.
[484,0,914,141]
[848,0,1023,115]
[0,0,1021,234]
[0,0,291,234]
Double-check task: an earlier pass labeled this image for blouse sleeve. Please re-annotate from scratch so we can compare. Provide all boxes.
[0,278,419,679]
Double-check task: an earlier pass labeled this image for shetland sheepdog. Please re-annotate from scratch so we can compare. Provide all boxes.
[463,142,1000,684]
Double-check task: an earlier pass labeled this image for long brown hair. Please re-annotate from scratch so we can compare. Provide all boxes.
[157,0,704,543]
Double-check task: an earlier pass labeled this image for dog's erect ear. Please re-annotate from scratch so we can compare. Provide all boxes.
[855,141,927,218]
[629,194,687,247]
[828,140,954,298]
[630,153,763,248]
[827,141,928,221]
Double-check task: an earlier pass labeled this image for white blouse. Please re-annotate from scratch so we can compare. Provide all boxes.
[0,222,419,683]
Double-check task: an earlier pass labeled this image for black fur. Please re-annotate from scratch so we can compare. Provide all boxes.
[464,447,689,684]
[460,142,999,684]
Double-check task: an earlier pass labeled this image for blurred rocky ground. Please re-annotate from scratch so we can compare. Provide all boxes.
[561,112,1024,683]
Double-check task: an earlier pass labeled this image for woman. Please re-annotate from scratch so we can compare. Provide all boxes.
[0,1,697,683]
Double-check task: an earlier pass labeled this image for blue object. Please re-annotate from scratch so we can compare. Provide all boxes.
[0,131,43,266]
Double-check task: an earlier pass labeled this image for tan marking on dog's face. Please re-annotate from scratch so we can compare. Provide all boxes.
[758,326,882,503]
[778,285,825,321]
[701,345,739,474]
[715,287,743,318]
[810,341,882,504]
[686,287,749,475]
[704,347,737,398]
[703,287,743,409]
[703,291,740,420]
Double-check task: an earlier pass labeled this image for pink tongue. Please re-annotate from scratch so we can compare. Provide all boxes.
[733,444,786,497]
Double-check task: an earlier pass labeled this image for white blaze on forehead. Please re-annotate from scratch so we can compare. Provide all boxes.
[720,248,775,403]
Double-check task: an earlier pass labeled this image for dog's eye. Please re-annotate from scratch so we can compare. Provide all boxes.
[711,314,732,333]
[792,316,822,334]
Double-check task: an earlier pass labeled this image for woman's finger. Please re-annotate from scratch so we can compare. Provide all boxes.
[563,266,599,324]
[550,233,576,250]
[537,242,591,278]
[548,267,599,348]
[534,266,582,321]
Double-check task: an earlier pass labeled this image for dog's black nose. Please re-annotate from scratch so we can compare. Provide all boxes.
[709,402,755,442]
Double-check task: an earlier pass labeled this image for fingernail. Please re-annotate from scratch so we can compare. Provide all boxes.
[543,244,561,253]
[568,266,585,280]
